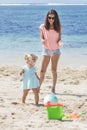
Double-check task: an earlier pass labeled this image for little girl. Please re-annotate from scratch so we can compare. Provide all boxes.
[20,54,40,105]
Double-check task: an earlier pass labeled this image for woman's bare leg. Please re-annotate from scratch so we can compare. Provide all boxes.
[51,54,60,93]
[22,89,29,103]
[40,56,50,86]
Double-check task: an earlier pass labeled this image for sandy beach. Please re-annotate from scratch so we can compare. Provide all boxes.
[0,3,87,130]
[0,56,87,130]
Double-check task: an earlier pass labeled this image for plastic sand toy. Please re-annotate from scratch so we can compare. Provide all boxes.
[63,112,85,119]
[44,93,58,105]
[45,102,63,120]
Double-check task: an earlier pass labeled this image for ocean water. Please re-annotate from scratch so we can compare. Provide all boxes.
[0,5,87,64]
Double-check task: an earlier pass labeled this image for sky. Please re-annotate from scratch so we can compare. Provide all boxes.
[0,0,87,4]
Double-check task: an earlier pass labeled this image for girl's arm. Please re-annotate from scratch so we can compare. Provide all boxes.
[19,69,24,81]
[19,69,24,76]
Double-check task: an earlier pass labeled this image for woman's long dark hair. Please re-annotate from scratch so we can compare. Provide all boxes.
[44,9,61,33]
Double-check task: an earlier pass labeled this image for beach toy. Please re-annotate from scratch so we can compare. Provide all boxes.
[44,93,58,105]
[64,115,72,119]
[63,112,85,119]
[78,112,85,116]
[44,94,63,120]
[71,113,80,118]
[46,104,63,120]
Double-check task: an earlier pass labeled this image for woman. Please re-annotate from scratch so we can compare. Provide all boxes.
[39,9,63,94]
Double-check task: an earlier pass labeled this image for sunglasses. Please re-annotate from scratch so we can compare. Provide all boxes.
[48,16,55,20]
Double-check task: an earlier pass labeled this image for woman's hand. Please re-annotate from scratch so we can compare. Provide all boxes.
[58,40,64,47]
[41,39,47,44]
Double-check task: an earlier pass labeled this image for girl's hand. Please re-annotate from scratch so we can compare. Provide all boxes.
[19,69,24,76]
[20,78,23,81]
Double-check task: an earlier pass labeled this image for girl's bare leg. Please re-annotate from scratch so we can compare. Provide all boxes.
[40,56,50,86]
[32,88,39,105]
[22,89,29,103]
[51,54,60,93]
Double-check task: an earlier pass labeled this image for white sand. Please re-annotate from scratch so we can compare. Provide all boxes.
[0,58,87,130]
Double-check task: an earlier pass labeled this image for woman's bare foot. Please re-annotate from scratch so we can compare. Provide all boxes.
[51,88,56,94]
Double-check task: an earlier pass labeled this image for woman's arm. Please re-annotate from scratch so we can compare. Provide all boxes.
[58,27,61,42]
[58,40,64,47]
[40,30,46,43]
[59,32,61,41]
[35,72,40,80]
[57,28,64,47]
[40,27,48,45]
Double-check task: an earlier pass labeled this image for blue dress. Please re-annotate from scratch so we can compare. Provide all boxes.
[21,65,40,90]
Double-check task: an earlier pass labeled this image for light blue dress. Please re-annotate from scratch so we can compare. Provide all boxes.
[21,65,40,90]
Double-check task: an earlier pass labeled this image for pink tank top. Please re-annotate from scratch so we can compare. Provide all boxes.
[40,24,60,50]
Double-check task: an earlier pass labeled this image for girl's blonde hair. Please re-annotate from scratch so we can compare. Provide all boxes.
[24,54,38,64]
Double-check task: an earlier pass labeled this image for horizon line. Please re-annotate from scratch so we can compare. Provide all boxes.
[0,3,87,6]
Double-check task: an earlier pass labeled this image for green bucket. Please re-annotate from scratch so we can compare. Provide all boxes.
[46,105,63,120]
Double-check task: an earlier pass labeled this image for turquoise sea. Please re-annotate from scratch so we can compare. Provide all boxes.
[0,5,87,65]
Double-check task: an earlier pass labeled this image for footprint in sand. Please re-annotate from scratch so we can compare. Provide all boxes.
[0,98,4,102]
[1,115,7,120]
[11,102,19,105]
